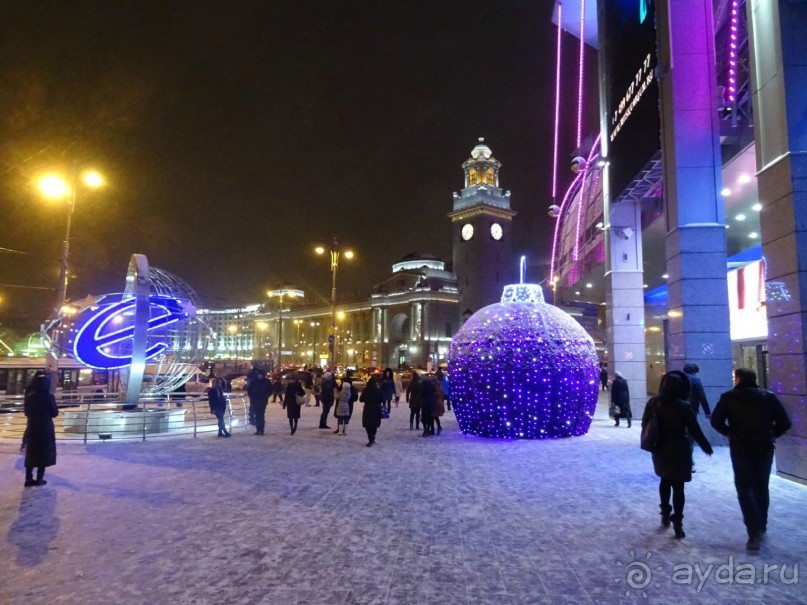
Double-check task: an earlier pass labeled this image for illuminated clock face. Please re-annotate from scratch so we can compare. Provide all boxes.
[490,223,503,240]
[461,223,474,241]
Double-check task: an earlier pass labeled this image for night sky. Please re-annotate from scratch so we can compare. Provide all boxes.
[0,1,598,335]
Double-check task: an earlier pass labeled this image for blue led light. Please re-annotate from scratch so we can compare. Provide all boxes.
[448,284,598,439]
[72,294,189,369]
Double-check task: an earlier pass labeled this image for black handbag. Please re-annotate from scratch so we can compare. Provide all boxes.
[640,398,660,452]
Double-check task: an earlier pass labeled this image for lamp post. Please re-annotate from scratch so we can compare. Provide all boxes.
[315,240,354,369]
[37,168,104,389]
[293,319,303,365]
[268,286,304,371]
[256,321,269,361]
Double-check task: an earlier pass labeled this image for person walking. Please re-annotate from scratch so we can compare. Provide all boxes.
[247,370,272,436]
[406,372,423,431]
[599,363,609,391]
[393,372,403,408]
[642,371,713,539]
[711,368,792,550]
[380,368,395,415]
[207,377,231,438]
[318,369,335,429]
[334,378,352,436]
[20,369,47,452]
[270,374,283,403]
[420,376,437,437]
[282,378,305,435]
[22,373,58,487]
[436,369,451,411]
[611,371,632,427]
[683,363,711,418]
[361,375,384,447]
[313,370,322,407]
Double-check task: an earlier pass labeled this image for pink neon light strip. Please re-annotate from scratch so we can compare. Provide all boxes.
[550,170,585,283]
[572,134,602,261]
[576,0,586,149]
[727,0,738,102]
[551,1,563,201]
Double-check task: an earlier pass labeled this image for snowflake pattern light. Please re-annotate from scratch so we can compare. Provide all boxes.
[448,283,598,439]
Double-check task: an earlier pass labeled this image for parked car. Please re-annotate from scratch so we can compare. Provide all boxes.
[183,370,211,393]
[230,375,248,391]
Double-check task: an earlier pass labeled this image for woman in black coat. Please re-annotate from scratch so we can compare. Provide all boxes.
[611,371,632,427]
[23,374,59,487]
[207,377,231,437]
[360,376,384,447]
[642,370,713,539]
[282,379,305,435]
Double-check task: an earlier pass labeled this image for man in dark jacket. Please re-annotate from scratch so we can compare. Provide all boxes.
[711,368,792,551]
[318,370,335,429]
[683,363,711,418]
[247,370,272,435]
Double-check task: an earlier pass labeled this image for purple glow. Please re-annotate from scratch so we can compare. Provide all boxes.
[576,0,586,149]
[572,134,602,262]
[727,0,738,102]
[550,170,584,283]
[448,284,599,440]
[552,1,563,201]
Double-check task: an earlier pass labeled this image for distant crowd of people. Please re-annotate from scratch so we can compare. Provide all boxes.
[229,366,451,447]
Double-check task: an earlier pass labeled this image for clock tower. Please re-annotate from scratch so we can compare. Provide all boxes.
[449,138,516,324]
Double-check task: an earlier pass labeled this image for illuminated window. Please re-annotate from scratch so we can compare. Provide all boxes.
[486,168,495,185]
[469,169,477,185]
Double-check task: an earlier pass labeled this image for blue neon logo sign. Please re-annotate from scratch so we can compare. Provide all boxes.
[640,0,650,24]
[72,294,189,369]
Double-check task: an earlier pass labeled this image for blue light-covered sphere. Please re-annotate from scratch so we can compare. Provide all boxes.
[449,284,598,439]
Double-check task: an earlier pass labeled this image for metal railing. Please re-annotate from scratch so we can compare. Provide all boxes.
[0,392,248,443]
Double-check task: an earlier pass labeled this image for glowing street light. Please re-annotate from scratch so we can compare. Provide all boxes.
[37,167,105,389]
[315,239,355,369]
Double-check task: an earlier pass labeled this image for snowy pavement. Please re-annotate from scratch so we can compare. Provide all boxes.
[1,392,805,604]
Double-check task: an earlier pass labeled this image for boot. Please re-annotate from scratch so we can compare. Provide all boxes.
[409,421,413,430]
[614,420,620,427]
[627,419,632,428]
[671,514,685,539]
[659,504,672,528]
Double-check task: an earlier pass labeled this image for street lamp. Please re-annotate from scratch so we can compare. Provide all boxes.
[293,319,303,366]
[37,168,105,388]
[315,239,354,369]
[268,285,304,371]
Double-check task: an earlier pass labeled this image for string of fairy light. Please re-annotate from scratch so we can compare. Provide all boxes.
[448,262,599,440]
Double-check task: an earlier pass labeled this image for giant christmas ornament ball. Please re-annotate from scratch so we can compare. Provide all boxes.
[448,283,599,439]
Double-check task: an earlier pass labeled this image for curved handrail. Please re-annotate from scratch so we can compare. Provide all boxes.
[0,392,249,443]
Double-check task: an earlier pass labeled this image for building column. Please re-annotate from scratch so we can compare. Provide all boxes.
[657,0,733,429]
[604,200,648,416]
[747,0,807,483]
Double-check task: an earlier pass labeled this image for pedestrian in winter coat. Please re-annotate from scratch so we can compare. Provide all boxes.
[711,367,792,550]
[318,370,335,429]
[247,370,272,435]
[406,373,423,430]
[393,373,403,407]
[683,363,711,417]
[436,369,451,410]
[380,368,395,414]
[207,377,231,438]
[334,379,352,435]
[642,370,713,539]
[611,371,632,427]
[432,377,445,435]
[420,378,437,437]
[360,376,384,446]
[282,379,305,435]
[600,364,609,391]
[23,374,58,487]
[271,375,283,402]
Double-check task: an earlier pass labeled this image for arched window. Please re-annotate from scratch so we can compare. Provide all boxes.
[486,168,495,185]
[468,169,477,185]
